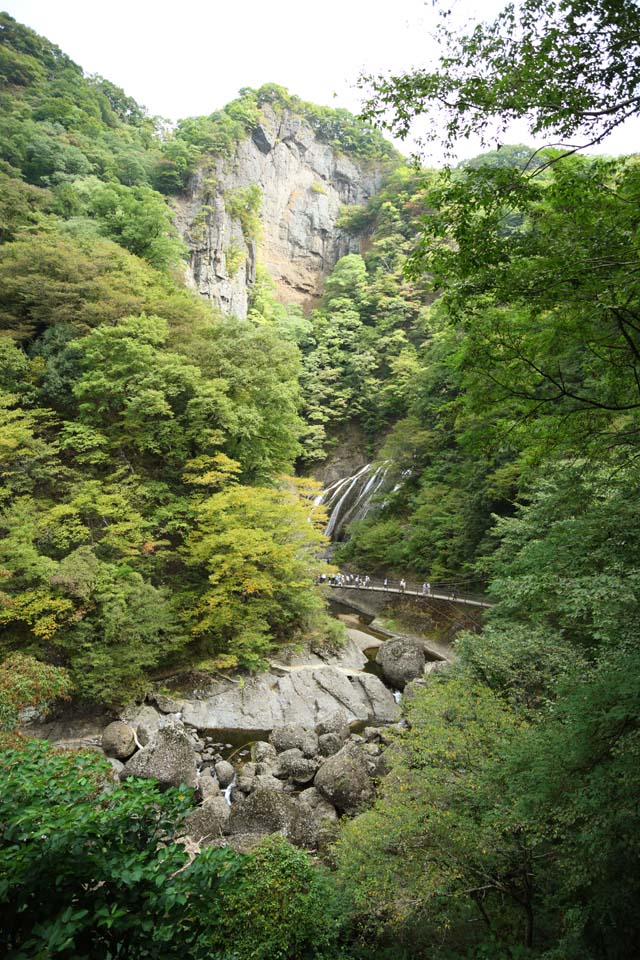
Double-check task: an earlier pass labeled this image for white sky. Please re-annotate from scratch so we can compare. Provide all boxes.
[3,0,639,164]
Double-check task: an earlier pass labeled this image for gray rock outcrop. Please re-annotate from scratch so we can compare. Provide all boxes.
[249,774,284,794]
[315,708,350,740]
[227,787,311,846]
[314,743,375,814]
[173,104,383,319]
[197,768,221,801]
[120,704,163,746]
[214,760,235,788]
[120,725,198,789]
[298,787,339,848]
[251,740,277,764]
[178,665,399,735]
[184,797,231,841]
[273,749,318,784]
[318,732,343,756]
[270,723,319,757]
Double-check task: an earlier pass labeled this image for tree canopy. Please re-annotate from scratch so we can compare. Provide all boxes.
[361,0,640,153]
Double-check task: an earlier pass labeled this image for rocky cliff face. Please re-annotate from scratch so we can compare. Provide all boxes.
[173,105,384,318]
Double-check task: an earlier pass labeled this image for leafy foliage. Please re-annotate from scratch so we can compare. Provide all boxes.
[335,679,533,955]
[184,479,335,671]
[299,168,435,463]
[0,740,350,960]
[332,8,640,960]
[0,20,328,704]
[360,0,640,152]
[214,835,348,960]
[0,652,71,733]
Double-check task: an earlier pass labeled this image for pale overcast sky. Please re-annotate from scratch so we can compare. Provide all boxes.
[3,0,638,163]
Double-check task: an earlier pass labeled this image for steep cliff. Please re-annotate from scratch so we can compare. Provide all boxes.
[173,102,389,318]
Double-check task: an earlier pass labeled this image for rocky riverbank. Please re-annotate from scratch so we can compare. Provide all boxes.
[22,617,449,851]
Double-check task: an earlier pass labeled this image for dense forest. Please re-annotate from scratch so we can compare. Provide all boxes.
[2,3,640,959]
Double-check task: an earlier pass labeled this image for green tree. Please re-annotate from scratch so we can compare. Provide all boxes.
[69,314,231,469]
[1,740,350,960]
[335,678,533,955]
[214,835,347,960]
[184,480,334,670]
[0,739,240,959]
[361,0,640,152]
[63,176,185,270]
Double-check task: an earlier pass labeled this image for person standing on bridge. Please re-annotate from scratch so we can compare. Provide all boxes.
[383,577,389,590]
[400,578,406,592]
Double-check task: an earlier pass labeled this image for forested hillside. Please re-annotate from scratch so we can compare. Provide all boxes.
[329,2,640,957]
[0,13,355,706]
[1,4,640,959]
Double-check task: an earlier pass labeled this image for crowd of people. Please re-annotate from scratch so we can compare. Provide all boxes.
[315,573,460,599]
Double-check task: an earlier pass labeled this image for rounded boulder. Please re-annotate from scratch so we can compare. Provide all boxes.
[376,638,426,689]
[102,721,136,760]
[314,744,374,814]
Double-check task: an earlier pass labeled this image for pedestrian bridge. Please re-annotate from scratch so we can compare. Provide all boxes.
[327,578,492,609]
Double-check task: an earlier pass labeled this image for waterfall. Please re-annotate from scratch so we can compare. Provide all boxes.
[223,778,235,806]
[319,462,390,541]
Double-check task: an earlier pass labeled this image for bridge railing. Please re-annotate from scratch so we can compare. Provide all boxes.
[322,574,491,608]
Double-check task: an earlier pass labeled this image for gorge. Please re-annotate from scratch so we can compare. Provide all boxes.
[2,9,640,960]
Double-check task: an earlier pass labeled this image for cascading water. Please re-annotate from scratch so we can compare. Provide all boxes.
[319,462,390,541]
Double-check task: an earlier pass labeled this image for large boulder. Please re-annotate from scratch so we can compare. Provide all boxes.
[120,724,198,789]
[298,786,339,849]
[197,768,220,802]
[270,723,319,757]
[227,787,312,846]
[298,786,338,826]
[184,797,231,842]
[377,638,426,689]
[318,732,343,757]
[315,709,350,740]
[119,703,163,746]
[102,721,136,760]
[314,743,375,814]
[251,741,277,765]
[214,760,235,788]
[178,665,399,733]
[273,749,318,784]
[250,774,284,793]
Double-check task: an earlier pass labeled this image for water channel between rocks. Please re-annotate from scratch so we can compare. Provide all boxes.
[22,598,444,773]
